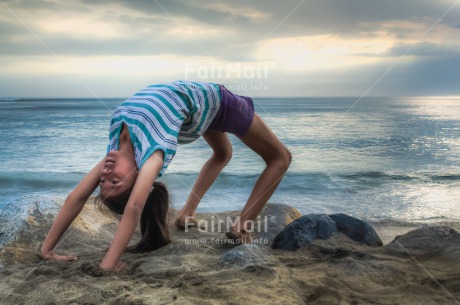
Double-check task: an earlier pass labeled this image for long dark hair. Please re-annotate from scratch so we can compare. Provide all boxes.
[95,181,171,252]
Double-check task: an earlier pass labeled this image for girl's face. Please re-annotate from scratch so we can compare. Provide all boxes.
[99,150,138,199]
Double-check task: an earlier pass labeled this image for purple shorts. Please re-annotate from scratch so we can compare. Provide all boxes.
[206,85,255,137]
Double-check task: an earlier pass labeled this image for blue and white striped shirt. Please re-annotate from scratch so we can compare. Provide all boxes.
[107,81,221,177]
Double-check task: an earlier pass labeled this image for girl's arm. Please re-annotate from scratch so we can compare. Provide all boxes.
[41,159,105,260]
[99,150,164,271]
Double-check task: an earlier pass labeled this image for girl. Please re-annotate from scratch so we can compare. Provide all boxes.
[40,81,291,271]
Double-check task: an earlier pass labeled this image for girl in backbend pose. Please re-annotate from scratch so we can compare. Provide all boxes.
[40,81,291,271]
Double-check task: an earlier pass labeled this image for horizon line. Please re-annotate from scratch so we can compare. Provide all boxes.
[2,95,460,101]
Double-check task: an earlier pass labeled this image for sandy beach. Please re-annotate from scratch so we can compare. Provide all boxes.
[1,197,459,305]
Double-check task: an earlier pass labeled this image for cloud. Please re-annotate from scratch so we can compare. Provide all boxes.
[1,0,460,96]
[371,55,460,96]
[261,53,460,97]
[2,0,459,57]
[385,41,460,57]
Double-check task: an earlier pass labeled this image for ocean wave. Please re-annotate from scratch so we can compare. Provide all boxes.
[0,171,87,189]
[337,171,460,182]
[368,217,460,229]
[1,170,458,191]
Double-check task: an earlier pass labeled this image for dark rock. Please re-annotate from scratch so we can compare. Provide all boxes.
[271,214,337,250]
[384,226,460,257]
[271,213,384,251]
[329,213,383,246]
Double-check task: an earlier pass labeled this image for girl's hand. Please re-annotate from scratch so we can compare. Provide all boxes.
[100,260,127,272]
[41,249,77,261]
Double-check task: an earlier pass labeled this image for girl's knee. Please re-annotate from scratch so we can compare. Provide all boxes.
[221,148,233,165]
[213,144,233,165]
[268,147,291,172]
[281,147,292,171]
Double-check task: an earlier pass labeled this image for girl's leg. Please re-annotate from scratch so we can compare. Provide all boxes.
[175,131,233,228]
[227,114,291,241]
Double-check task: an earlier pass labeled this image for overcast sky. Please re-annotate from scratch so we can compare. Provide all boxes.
[1,0,460,98]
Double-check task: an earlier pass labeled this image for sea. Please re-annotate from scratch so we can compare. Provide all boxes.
[1,97,459,224]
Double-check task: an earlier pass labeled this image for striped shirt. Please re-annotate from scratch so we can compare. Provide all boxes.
[106,81,221,177]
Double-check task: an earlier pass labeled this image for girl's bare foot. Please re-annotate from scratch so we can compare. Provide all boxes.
[225,226,253,244]
[174,215,204,230]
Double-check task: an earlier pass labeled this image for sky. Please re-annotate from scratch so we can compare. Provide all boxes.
[1,0,460,98]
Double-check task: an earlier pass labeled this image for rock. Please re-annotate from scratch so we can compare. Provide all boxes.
[0,200,302,265]
[271,213,384,250]
[171,203,302,246]
[329,213,383,246]
[219,244,270,268]
[384,226,460,257]
[0,194,115,265]
[271,214,337,250]
[0,195,63,265]
[0,195,62,248]
[256,203,302,244]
